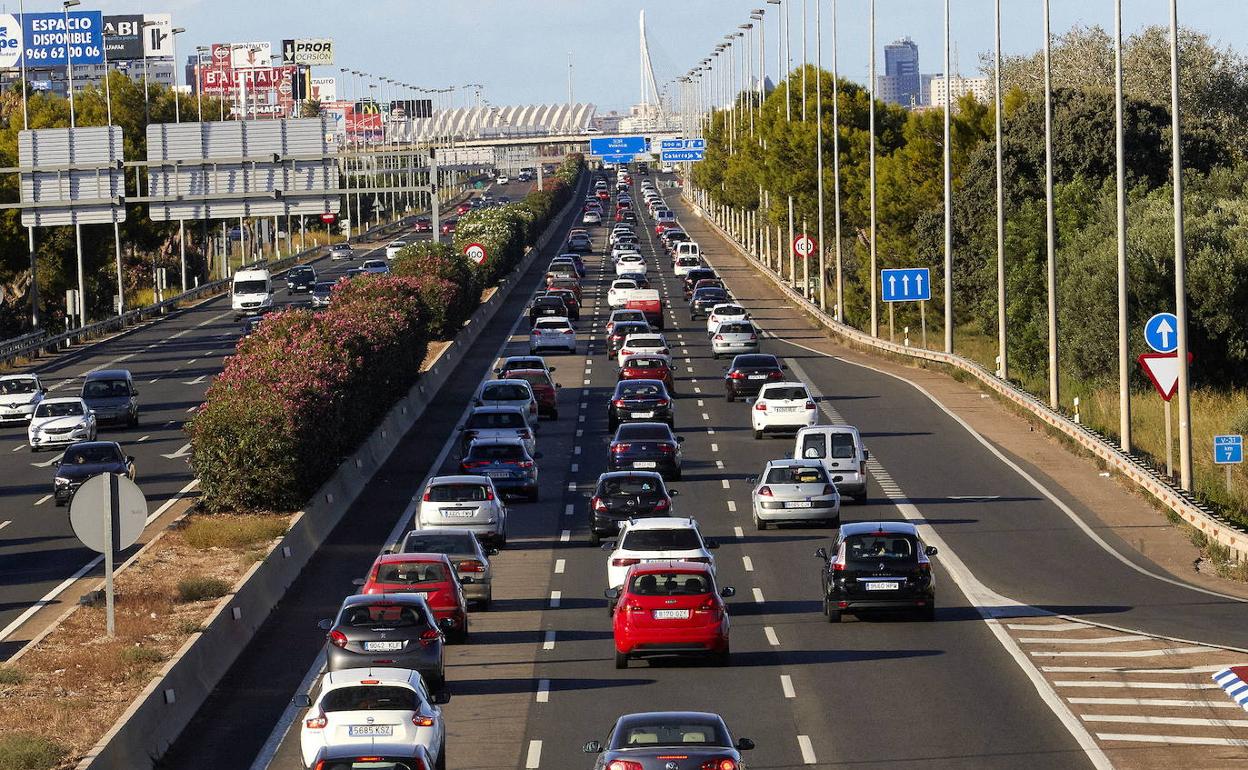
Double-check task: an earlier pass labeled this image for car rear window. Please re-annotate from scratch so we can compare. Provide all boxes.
[466,411,524,429]
[735,355,778,368]
[510,371,551,389]
[629,571,708,596]
[321,685,419,713]
[83,380,130,398]
[599,476,664,497]
[719,322,754,334]
[338,604,429,628]
[844,534,917,563]
[616,424,673,441]
[624,358,665,369]
[613,719,728,749]
[621,529,703,551]
[466,443,526,461]
[618,381,665,398]
[482,383,529,401]
[761,386,808,401]
[613,311,646,322]
[765,466,829,484]
[801,431,857,460]
[535,319,570,330]
[425,483,488,502]
[375,561,449,585]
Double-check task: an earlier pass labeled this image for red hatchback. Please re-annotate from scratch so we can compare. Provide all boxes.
[607,562,734,668]
[507,369,561,420]
[356,553,469,643]
[619,355,675,393]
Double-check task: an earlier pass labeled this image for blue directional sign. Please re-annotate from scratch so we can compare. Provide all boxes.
[660,138,684,150]
[590,135,647,156]
[881,268,931,302]
[0,12,107,68]
[660,149,705,162]
[598,153,635,164]
[1144,312,1179,354]
[1214,435,1244,465]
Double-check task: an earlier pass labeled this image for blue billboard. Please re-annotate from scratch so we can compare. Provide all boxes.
[589,135,647,156]
[0,11,105,69]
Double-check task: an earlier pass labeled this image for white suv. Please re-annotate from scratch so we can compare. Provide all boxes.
[617,333,670,367]
[603,517,717,596]
[418,475,507,546]
[750,382,818,439]
[529,317,577,354]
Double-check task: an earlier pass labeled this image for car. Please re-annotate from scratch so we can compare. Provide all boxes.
[583,712,754,767]
[673,254,703,276]
[52,441,135,506]
[706,303,749,334]
[588,471,676,545]
[296,667,446,770]
[616,333,670,368]
[750,381,818,438]
[543,288,581,322]
[711,319,761,359]
[607,421,684,481]
[614,253,646,275]
[473,379,538,421]
[0,374,46,425]
[80,369,139,427]
[318,594,451,688]
[608,379,674,431]
[529,316,576,354]
[723,353,786,402]
[616,272,650,290]
[529,295,570,325]
[385,240,407,259]
[692,277,727,294]
[610,242,641,261]
[793,425,870,502]
[413,217,433,232]
[505,368,560,419]
[690,287,732,319]
[608,226,635,246]
[545,260,579,283]
[816,520,938,622]
[566,231,592,253]
[548,276,582,303]
[361,259,390,275]
[605,321,651,359]
[399,528,495,608]
[345,267,367,280]
[458,437,540,503]
[493,356,554,378]
[616,210,638,225]
[618,355,675,394]
[440,218,458,235]
[328,243,354,261]
[418,474,508,545]
[596,188,611,202]
[749,459,841,530]
[605,309,648,337]
[459,405,536,457]
[581,210,602,226]
[606,563,734,668]
[286,265,317,294]
[555,252,587,277]
[683,268,718,300]
[607,279,639,309]
[495,174,509,184]
[603,517,715,594]
[456,201,474,216]
[661,230,689,252]
[311,280,335,308]
[28,397,97,452]
[356,553,469,643]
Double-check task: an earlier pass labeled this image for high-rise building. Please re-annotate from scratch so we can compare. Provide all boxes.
[929,75,993,105]
[882,37,920,107]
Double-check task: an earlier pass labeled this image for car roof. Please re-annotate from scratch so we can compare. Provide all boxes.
[84,369,131,380]
[40,396,86,405]
[597,470,665,482]
[765,458,825,470]
[339,592,431,609]
[616,711,725,725]
[374,552,453,567]
[466,436,526,447]
[428,474,491,485]
[627,560,713,576]
[483,378,531,387]
[760,381,808,391]
[0,373,37,381]
[622,516,698,531]
[322,667,424,689]
[533,316,572,324]
[469,404,526,415]
[839,521,920,537]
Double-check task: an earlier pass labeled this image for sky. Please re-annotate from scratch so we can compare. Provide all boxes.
[44,0,1248,111]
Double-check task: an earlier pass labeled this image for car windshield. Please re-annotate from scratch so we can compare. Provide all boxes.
[613,324,648,337]
[82,380,129,398]
[765,466,828,485]
[466,411,525,429]
[289,267,314,278]
[619,382,665,398]
[801,432,857,460]
[629,572,709,596]
[627,337,662,347]
[234,280,267,294]
[466,443,527,462]
[401,533,474,554]
[845,534,917,563]
[715,306,745,316]
[616,425,673,441]
[482,384,529,401]
[425,483,489,502]
[762,386,808,401]
[612,719,729,749]
[63,444,123,464]
[318,759,421,770]
[320,685,418,713]
[612,282,638,291]
[600,477,663,497]
[510,371,551,389]
[613,312,646,322]
[535,320,570,331]
[621,529,703,551]
[720,322,753,334]
[374,562,450,585]
[0,378,37,395]
[35,401,83,417]
[339,604,429,629]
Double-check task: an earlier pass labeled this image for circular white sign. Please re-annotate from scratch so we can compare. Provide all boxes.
[0,15,24,70]
[69,473,148,553]
[793,234,817,259]
[463,242,487,265]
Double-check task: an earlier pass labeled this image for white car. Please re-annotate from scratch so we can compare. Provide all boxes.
[28,397,97,452]
[529,316,577,354]
[750,381,818,438]
[474,378,538,421]
[418,475,508,544]
[582,211,602,226]
[385,240,407,259]
[617,333,670,367]
[604,517,717,593]
[298,667,445,770]
[608,227,635,247]
[608,280,639,308]
[0,374,46,425]
[706,303,750,334]
[496,174,509,184]
[361,259,390,275]
[614,253,647,275]
[674,255,703,276]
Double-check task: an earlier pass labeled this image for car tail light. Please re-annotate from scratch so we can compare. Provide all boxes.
[611,443,631,453]
[607,760,644,770]
[702,760,738,770]
[422,489,432,501]
[419,629,440,643]
[563,329,574,335]
[461,460,489,469]
[757,485,773,497]
[592,497,608,512]
[656,399,669,407]
[612,398,627,407]
[517,460,534,469]
[412,713,436,727]
[518,429,532,439]
[612,557,640,567]
[459,559,486,573]
[748,334,758,340]
[657,443,675,454]
[806,401,817,410]
[485,488,496,500]
[713,334,724,341]
[328,630,348,648]
[652,498,670,511]
[754,401,768,411]
[917,561,931,575]
[728,371,745,380]
[305,711,327,729]
[686,556,711,564]
[769,370,784,379]
[832,559,845,572]
[822,484,837,496]
[694,598,721,617]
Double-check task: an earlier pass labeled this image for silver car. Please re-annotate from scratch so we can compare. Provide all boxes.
[473,379,538,421]
[711,320,760,359]
[399,528,496,607]
[418,475,508,546]
[749,459,841,530]
[328,243,354,260]
[459,405,537,456]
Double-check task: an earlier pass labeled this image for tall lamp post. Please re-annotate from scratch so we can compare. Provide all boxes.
[63,0,87,329]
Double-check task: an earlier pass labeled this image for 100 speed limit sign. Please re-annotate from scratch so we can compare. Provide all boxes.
[463,242,488,265]
[792,234,817,259]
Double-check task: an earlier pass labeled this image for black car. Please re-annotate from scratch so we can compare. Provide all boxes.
[618,210,638,225]
[318,593,453,688]
[616,273,650,290]
[588,471,676,545]
[529,296,569,326]
[690,287,732,319]
[285,265,317,294]
[311,280,335,308]
[494,355,554,378]
[53,441,135,506]
[815,520,938,623]
[608,379,674,430]
[606,321,652,359]
[567,232,593,253]
[608,422,684,481]
[723,353,786,402]
[584,712,754,769]
[662,230,689,254]
[240,315,265,338]
[683,268,718,300]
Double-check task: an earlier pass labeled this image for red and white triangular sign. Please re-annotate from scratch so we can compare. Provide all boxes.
[1138,352,1194,401]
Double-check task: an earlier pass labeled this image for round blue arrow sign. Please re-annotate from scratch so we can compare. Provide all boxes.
[1144,312,1179,354]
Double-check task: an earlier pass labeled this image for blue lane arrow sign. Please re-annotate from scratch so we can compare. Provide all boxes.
[1214,435,1243,465]
[598,153,636,164]
[1144,312,1179,354]
[881,268,931,302]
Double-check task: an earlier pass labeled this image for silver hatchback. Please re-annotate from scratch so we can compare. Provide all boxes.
[417,475,508,546]
[711,320,760,359]
[749,459,841,530]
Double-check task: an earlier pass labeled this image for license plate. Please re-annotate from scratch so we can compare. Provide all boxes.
[748,374,767,379]
[633,461,657,468]
[363,640,404,652]
[775,406,798,413]
[487,471,511,478]
[348,725,394,737]
[786,501,813,508]
[631,411,654,418]
[444,509,476,518]
[864,582,900,591]
[652,609,690,620]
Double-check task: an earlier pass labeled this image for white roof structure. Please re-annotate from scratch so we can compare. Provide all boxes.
[395,103,597,142]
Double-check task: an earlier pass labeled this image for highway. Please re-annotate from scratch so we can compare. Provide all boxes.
[0,179,534,658]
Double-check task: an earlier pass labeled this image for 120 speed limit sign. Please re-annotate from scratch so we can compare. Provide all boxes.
[793,234,817,259]
[463,242,488,265]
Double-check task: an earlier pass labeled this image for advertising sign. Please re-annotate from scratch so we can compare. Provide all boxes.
[281,37,333,66]
[228,40,271,69]
[102,14,173,61]
[310,76,336,102]
[0,11,105,68]
[347,100,383,139]
[388,99,433,119]
[198,64,295,97]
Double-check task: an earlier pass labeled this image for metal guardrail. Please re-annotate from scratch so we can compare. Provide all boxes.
[0,330,49,359]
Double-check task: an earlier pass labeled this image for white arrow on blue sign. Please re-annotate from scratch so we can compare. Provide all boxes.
[660,149,704,162]
[1144,312,1179,354]
[1214,435,1243,465]
[881,268,931,302]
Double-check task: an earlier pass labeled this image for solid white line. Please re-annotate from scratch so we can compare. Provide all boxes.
[742,555,753,571]
[752,588,765,603]
[34,494,51,506]
[726,500,736,512]
[780,674,796,698]
[797,734,817,764]
[1095,733,1248,747]
[550,590,561,608]
[1018,635,1150,645]
[535,678,550,703]
[543,631,556,650]
[1056,680,1220,690]
[525,739,543,768]
[1008,622,1092,632]
[1083,714,1248,728]
[11,444,23,452]
[1069,697,1239,708]
[1041,665,1229,674]
[554,559,566,574]
[764,626,779,646]
[1030,647,1210,658]
[734,526,744,538]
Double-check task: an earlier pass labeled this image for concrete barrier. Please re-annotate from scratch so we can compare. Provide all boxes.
[684,192,1248,563]
[74,173,586,770]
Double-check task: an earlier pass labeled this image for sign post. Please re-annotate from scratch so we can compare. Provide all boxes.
[1138,351,1194,480]
[68,474,148,637]
[1214,435,1243,493]
[881,268,933,348]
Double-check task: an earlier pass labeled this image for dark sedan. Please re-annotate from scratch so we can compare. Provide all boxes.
[529,296,569,326]
[606,321,651,359]
[285,265,317,294]
[506,369,560,420]
[544,288,581,322]
[440,218,458,235]
[494,356,553,378]
[723,353,786,402]
[608,422,684,481]
[318,593,453,688]
[608,379,674,430]
[683,268,718,300]
[398,528,496,608]
[53,441,135,506]
[311,280,335,308]
[588,471,676,545]
[584,711,754,769]
[689,287,732,319]
[413,217,432,232]
[816,520,938,622]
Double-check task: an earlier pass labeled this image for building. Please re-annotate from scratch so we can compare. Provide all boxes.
[882,37,921,107]
[929,74,992,105]
[1,59,176,99]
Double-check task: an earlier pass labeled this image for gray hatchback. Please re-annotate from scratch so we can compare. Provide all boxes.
[318,593,452,689]
[80,369,139,427]
[399,528,496,609]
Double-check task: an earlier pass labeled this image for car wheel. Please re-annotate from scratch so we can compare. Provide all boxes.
[826,602,842,624]
[478,594,492,611]
[725,391,735,403]
[753,511,770,531]
[589,529,601,547]
[527,487,539,503]
[922,601,937,622]
[614,651,628,669]
[549,409,559,421]
[607,417,617,432]
[453,626,469,645]
[55,499,64,507]
[753,429,763,440]
[29,446,38,453]
[436,742,448,770]
[712,352,720,360]
[715,644,731,667]
[853,492,869,503]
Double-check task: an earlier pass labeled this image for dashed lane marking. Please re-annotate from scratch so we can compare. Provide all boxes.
[727,500,736,512]
[797,735,817,764]
[525,740,542,768]
[764,626,779,646]
[742,556,753,571]
[734,526,744,538]
[781,674,796,698]
[564,504,574,517]
[752,588,765,603]
[549,591,561,609]
[559,530,570,542]
[721,479,730,489]
[543,631,556,650]
[554,559,566,574]
[535,679,550,703]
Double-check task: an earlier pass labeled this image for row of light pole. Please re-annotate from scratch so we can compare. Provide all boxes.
[679,0,1194,490]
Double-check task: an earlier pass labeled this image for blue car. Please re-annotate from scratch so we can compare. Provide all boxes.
[458,437,541,502]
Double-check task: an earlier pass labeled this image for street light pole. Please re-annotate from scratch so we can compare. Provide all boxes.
[1043,0,1059,409]
[943,0,953,353]
[63,0,86,329]
[19,0,38,328]
[1114,0,1130,451]
[869,0,878,337]
[995,0,1007,378]
[172,27,187,292]
[1169,0,1193,490]
[831,0,843,322]
[101,29,125,319]
[814,0,825,311]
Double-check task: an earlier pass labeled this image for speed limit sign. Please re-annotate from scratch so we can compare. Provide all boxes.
[793,234,817,259]
[463,242,488,265]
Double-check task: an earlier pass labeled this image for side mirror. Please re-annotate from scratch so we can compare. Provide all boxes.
[351,577,365,587]
[383,547,394,555]
[487,547,500,556]
[925,545,939,556]
[127,455,135,463]
[457,426,466,432]
[293,694,312,708]
[736,738,755,751]
[493,368,502,375]
[317,618,333,631]
[601,541,617,551]
[815,547,829,560]
[438,617,457,632]
[747,476,758,485]
[720,586,736,598]
[668,489,679,496]
[604,588,620,601]
[705,538,719,550]
[583,740,602,754]
[676,436,685,443]
[432,689,452,705]
[547,367,556,372]
[863,448,870,459]
[555,383,562,389]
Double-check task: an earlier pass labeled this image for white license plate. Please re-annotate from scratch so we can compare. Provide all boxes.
[363,640,404,652]
[774,406,798,413]
[631,411,654,418]
[633,461,657,468]
[652,609,690,620]
[443,509,476,518]
[748,374,767,380]
[786,501,814,508]
[864,582,900,591]
[487,471,511,478]
[348,724,394,737]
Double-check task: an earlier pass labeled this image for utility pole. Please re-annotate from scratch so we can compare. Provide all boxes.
[1169,0,1193,490]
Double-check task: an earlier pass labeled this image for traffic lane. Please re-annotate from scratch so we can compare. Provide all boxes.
[160,179,585,770]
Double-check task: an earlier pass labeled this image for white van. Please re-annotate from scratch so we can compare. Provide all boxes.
[792,425,870,502]
[675,241,701,260]
[232,268,273,319]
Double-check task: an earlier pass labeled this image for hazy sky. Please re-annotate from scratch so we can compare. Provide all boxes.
[76,1,1248,111]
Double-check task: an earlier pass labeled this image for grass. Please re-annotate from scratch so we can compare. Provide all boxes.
[180,514,288,551]
[118,646,166,666]
[175,575,232,603]
[0,733,66,770]
[0,667,25,686]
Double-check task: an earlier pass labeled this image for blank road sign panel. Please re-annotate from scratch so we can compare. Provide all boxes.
[881,268,931,302]
[19,126,127,227]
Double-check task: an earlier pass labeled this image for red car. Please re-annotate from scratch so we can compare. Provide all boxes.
[507,368,560,420]
[413,218,432,233]
[607,562,733,668]
[619,355,675,393]
[441,218,458,235]
[356,553,469,643]
[456,201,473,216]
[596,189,610,202]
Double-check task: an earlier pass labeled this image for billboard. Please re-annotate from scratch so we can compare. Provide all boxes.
[281,38,333,66]
[212,41,271,69]
[102,13,173,61]
[0,11,105,69]
[310,77,336,102]
[346,100,383,140]
[388,99,433,120]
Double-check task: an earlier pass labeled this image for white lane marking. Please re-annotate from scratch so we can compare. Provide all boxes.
[742,556,753,571]
[573,446,581,455]
[549,590,561,608]
[535,678,550,703]
[715,460,725,469]
[1083,714,1248,728]
[1042,665,1228,674]
[583,379,591,385]
[1007,622,1091,632]
[701,412,709,420]
[0,520,10,531]
[567,482,576,492]
[797,735,817,764]
[543,631,556,650]
[764,626,779,646]
[571,463,579,472]
[183,375,207,385]
[1018,635,1150,645]
[734,526,744,538]
[161,442,192,460]
[721,479,730,489]
[187,358,198,365]
[564,504,574,517]
[149,378,160,384]
[1094,733,1248,747]
[525,739,543,768]
[1030,647,1211,658]
[706,428,715,435]
[1070,697,1240,708]
[137,435,150,442]
[686,367,694,373]
[710,443,718,452]
[752,588,765,603]
[579,415,586,423]
[576,429,584,437]
[726,500,736,512]
[694,387,701,393]
[781,674,796,698]
[12,444,26,452]
[185,405,197,413]
[1055,680,1220,690]
[697,399,704,407]
[34,494,51,506]
[554,559,566,574]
